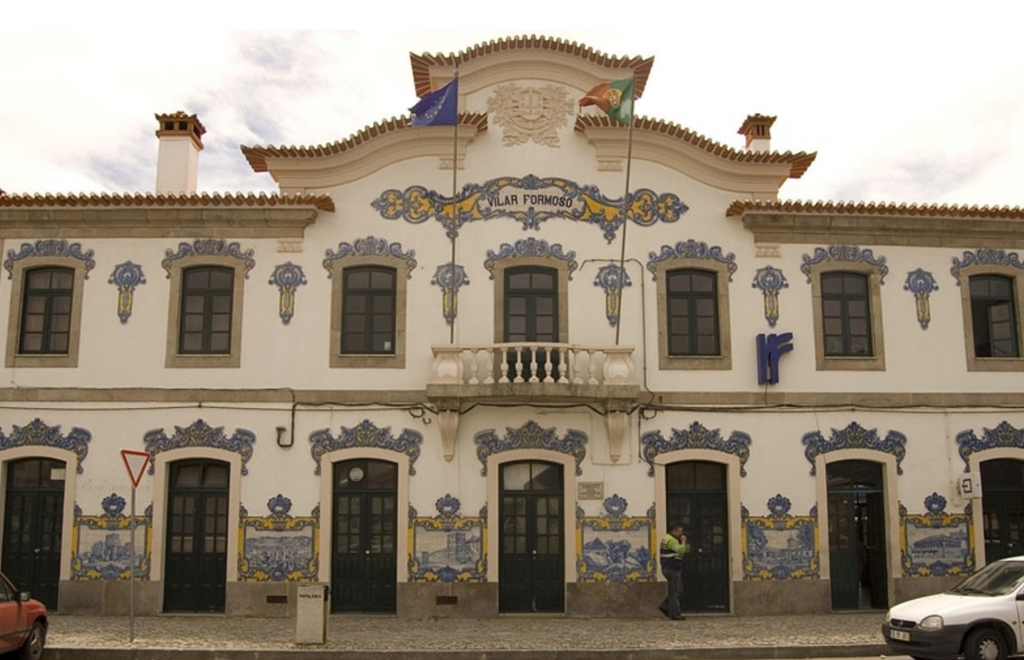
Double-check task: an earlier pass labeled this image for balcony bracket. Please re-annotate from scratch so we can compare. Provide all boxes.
[437,409,460,462]
[605,408,629,463]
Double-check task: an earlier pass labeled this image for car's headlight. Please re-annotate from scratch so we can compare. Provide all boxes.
[919,615,945,630]
[885,610,892,621]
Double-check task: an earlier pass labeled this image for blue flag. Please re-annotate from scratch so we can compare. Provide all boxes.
[410,78,458,126]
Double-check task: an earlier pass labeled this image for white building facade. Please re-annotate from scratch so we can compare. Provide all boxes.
[0,36,1022,619]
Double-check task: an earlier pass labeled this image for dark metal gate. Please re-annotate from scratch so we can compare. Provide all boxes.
[499,461,564,612]
[164,459,229,612]
[981,459,1024,563]
[2,458,65,609]
[666,461,729,613]
[331,459,397,612]
[827,460,887,610]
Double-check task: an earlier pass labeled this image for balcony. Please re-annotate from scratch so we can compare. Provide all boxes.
[427,343,640,462]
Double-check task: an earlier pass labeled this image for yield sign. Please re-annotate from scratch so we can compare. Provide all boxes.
[121,450,151,488]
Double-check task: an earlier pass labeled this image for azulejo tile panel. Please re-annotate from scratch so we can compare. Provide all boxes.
[800,245,889,283]
[640,422,751,477]
[577,495,656,583]
[109,261,146,324]
[742,495,818,580]
[900,494,974,577]
[71,493,152,580]
[4,239,96,278]
[955,421,1024,471]
[801,422,906,475]
[309,419,422,475]
[473,420,588,476]
[372,174,687,242]
[238,495,318,582]
[161,239,255,277]
[408,495,485,583]
[0,418,91,474]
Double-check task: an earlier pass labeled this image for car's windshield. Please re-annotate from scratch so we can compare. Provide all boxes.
[950,560,1024,596]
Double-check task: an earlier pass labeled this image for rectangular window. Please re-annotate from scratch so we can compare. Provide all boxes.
[19,267,74,355]
[821,272,872,357]
[178,266,234,355]
[970,275,1019,358]
[666,269,719,356]
[341,267,396,354]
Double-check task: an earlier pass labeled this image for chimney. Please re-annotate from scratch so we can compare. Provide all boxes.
[738,114,776,152]
[155,111,206,194]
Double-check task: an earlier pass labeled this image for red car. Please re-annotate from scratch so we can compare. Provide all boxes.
[0,572,47,660]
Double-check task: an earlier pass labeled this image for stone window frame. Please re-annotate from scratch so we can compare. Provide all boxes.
[165,256,245,369]
[328,255,408,369]
[5,256,87,369]
[490,257,570,344]
[653,259,732,371]
[956,264,1024,372]
[808,262,886,371]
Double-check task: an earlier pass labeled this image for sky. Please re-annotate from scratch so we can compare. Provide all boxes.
[2,9,1023,208]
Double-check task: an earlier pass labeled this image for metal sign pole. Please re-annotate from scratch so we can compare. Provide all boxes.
[120,449,149,645]
[130,483,136,642]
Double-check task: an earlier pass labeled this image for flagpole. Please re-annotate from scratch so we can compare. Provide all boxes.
[614,74,636,346]
[448,69,459,344]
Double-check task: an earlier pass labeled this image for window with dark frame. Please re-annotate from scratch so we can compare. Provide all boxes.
[970,275,1020,358]
[178,266,234,355]
[341,266,396,355]
[821,272,872,357]
[19,267,74,354]
[666,269,719,356]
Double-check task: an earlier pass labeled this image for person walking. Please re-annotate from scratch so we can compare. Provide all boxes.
[658,522,689,620]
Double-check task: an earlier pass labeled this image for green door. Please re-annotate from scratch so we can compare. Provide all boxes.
[827,460,887,610]
[980,459,1024,563]
[666,461,729,612]
[499,461,564,612]
[2,458,65,609]
[331,459,397,612]
[164,459,229,612]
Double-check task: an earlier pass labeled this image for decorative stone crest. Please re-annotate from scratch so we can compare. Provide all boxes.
[486,83,575,147]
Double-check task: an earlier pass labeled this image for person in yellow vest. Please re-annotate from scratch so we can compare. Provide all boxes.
[658,522,689,620]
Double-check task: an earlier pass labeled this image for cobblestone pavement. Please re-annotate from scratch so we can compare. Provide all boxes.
[45,611,890,659]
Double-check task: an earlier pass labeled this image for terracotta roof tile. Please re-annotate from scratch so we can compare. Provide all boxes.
[725,199,1024,219]
[411,35,654,98]
[575,115,817,179]
[241,113,488,173]
[0,191,335,212]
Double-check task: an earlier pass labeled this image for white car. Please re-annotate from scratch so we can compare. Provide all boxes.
[882,555,1024,660]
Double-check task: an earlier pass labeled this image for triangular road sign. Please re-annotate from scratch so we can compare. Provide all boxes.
[121,450,151,488]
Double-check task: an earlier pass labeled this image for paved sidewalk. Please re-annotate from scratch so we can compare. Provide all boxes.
[44,611,890,660]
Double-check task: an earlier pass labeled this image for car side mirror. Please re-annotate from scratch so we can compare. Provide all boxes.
[16,592,30,603]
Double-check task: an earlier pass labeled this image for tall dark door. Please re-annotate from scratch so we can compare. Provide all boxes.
[164,459,229,612]
[827,460,887,610]
[666,461,729,612]
[332,459,397,612]
[2,458,65,609]
[499,461,564,612]
[504,267,559,381]
[981,459,1024,563]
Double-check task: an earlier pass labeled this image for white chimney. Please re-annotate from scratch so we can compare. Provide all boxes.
[738,114,776,152]
[155,112,205,194]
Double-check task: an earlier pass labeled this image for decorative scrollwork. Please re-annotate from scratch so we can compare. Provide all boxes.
[268,262,307,325]
[646,240,737,281]
[594,264,632,327]
[473,420,588,476]
[955,421,1024,471]
[801,422,906,475]
[322,236,417,277]
[430,263,469,326]
[800,245,888,284]
[950,248,1024,283]
[640,422,751,477]
[484,237,578,280]
[753,266,788,327]
[904,268,937,329]
[308,419,422,475]
[0,418,91,473]
[143,419,255,475]
[109,261,146,324]
[162,239,255,277]
[4,239,96,279]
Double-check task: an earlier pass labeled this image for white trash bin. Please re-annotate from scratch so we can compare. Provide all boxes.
[295,583,329,644]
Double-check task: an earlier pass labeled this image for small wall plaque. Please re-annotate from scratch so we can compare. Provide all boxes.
[578,482,604,500]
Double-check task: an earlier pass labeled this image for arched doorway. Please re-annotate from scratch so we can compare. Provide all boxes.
[331,458,397,612]
[499,460,564,612]
[827,460,887,610]
[2,457,65,609]
[665,460,729,612]
[980,458,1024,562]
[164,459,229,612]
